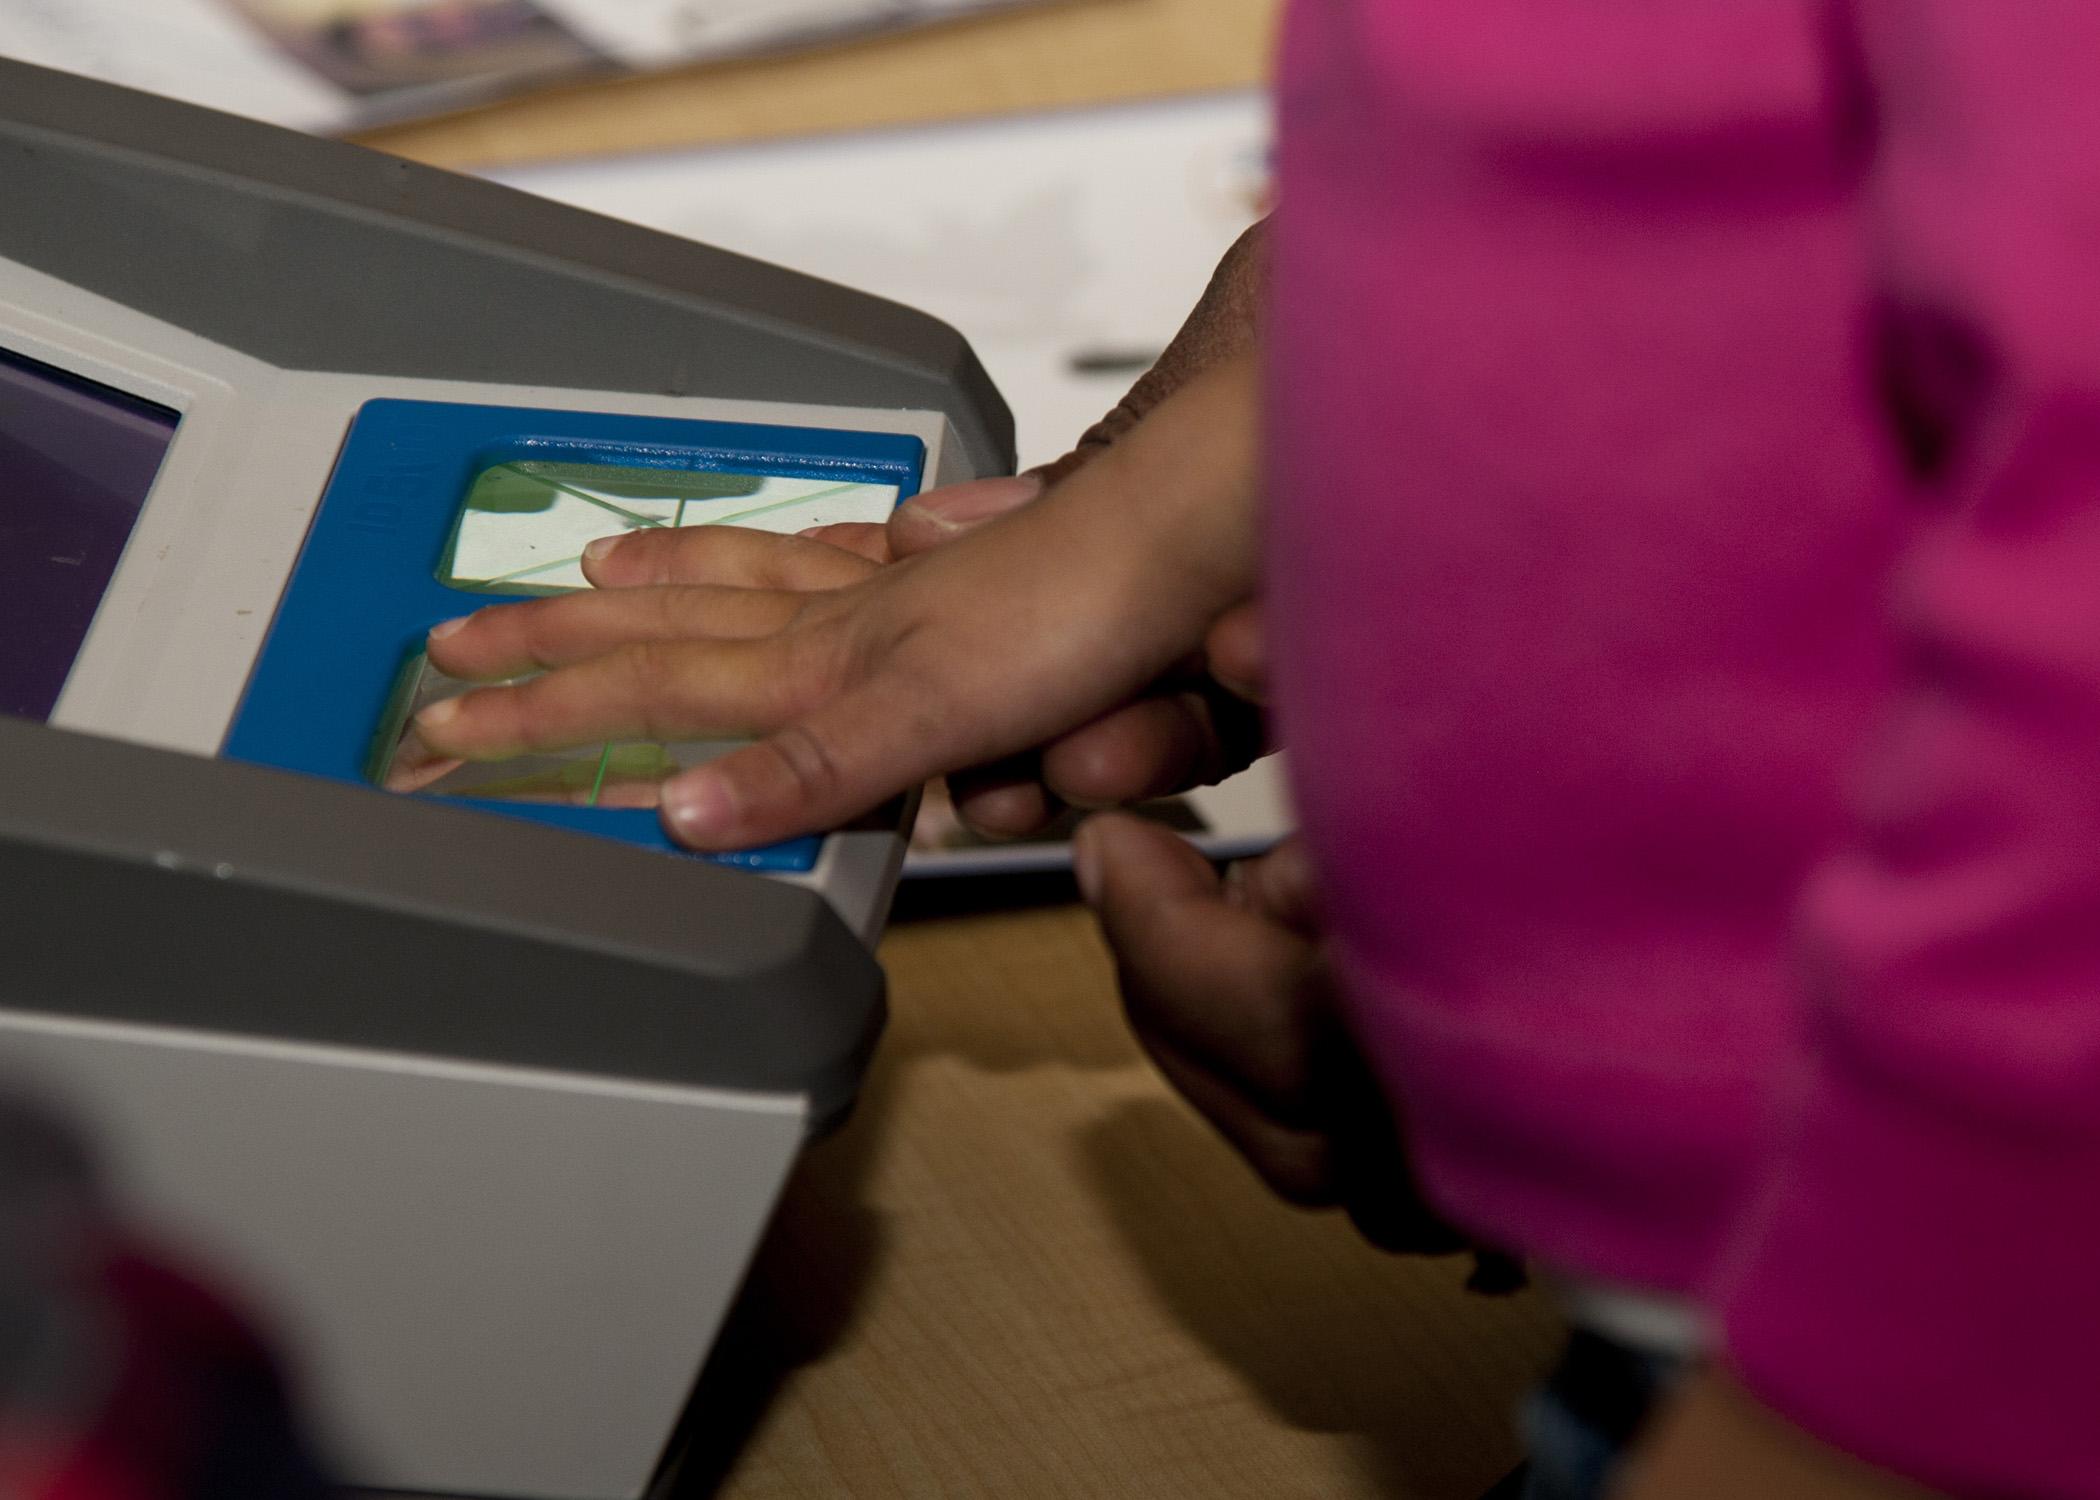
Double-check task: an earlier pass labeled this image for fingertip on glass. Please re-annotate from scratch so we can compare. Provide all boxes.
[662,768,738,844]
[415,696,461,733]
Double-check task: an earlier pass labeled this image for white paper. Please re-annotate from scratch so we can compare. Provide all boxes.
[0,0,348,129]
[541,0,1028,68]
[0,0,1062,131]
[492,91,1273,469]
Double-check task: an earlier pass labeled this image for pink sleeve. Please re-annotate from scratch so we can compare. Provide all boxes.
[1716,5,2100,1493]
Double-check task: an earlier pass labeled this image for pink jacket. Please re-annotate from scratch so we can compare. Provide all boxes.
[1270,2,2100,1492]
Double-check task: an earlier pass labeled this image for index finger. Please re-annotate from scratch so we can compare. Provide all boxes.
[412,635,811,762]
[425,585,806,682]
[583,524,879,591]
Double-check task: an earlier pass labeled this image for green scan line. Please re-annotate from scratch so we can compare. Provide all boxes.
[708,482,868,529]
[586,744,614,808]
[468,467,681,588]
[502,464,671,532]
[474,550,596,589]
[470,478,874,589]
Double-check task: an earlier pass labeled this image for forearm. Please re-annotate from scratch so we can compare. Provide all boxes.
[1033,220,1267,486]
[944,347,1260,621]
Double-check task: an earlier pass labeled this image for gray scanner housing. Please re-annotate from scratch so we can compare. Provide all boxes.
[0,57,1015,1500]
[0,58,1012,477]
[0,716,885,1123]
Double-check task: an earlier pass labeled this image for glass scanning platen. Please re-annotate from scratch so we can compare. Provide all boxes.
[375,655,746,809]
[441,459,902,594]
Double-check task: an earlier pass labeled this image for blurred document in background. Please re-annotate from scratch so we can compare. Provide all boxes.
[0,0,1058,131]
[493,91,1289,872]
[492,90,1271,471]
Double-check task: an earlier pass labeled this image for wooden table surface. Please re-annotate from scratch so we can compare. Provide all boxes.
[363,0,1285,168]
[367,4,1566,1496]
[662,895,1560,1500]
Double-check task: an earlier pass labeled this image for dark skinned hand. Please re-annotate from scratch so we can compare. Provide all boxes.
[1075,813,1468,1255]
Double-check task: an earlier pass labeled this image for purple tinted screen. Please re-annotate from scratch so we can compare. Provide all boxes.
[0,346,179,721]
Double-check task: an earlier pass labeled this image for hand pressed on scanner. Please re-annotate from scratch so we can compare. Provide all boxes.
[808,471,1270,843]
[411,355,1263,851]
[794,221,1274,839]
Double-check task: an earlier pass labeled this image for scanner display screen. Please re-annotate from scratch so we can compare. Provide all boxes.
[0,346,178,721]
[441,459,902,594]
[399,459,902,805]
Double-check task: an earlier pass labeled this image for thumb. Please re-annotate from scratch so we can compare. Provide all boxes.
[1225,836,1321,936]
[1074,810,1220,923]
[655,692,941,851]
[887,473,1044,560]
[1204,601,1268,703]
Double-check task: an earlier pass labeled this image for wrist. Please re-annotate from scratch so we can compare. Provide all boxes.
[1035,351,1264,628]
[1612,1370,1946,1500]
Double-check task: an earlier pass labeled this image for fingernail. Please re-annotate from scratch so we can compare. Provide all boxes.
[1073,820,1105,908]
[416,697,461,733]
[898,501,965,537]
[663,770,738,842]
[583,535,623,562]
[383,728,464,794]
[382,727,430,791]
[902,473,1045,532]
[428,616,468,642]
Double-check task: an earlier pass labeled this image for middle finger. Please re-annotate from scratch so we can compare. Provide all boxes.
[413,634,813,762]
[584,523,880,590]
[427,585,807,682]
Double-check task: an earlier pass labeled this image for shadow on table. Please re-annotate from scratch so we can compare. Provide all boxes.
[654,890,1105,1495]
[1076,1097,1560,1500]
[660,889,1552,1499]
[652,1075,900,1495]
[888,869,1084,924]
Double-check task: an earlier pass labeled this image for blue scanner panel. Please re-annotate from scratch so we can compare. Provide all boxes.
[226,399,925,871]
